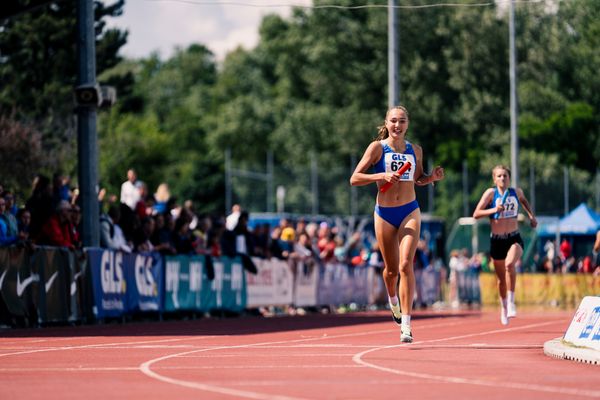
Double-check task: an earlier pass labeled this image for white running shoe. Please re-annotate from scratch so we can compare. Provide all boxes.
[389,302,402,326]
[507,302,517,318]
[500,307,509,325]
[400,324,413,343]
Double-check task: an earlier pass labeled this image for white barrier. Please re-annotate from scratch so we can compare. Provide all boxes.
[563,296,600,351]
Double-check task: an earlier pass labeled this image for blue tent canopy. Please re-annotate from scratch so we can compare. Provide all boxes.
[537,203,600,236]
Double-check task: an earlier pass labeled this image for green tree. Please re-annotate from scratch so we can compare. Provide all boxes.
[0,0,126,193]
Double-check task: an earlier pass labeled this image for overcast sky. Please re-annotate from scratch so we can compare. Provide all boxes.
[107,0,312,62]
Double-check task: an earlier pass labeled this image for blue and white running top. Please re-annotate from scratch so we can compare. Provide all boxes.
[373,140,416,182]
[489,187,519,219]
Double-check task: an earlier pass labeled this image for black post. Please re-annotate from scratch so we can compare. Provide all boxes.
[76,0,99,247]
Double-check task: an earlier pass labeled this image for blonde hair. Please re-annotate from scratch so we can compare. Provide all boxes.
[376,105,410,140]
[492,165,511,179]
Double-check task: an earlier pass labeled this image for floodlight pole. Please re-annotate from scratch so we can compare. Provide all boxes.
[76,0,99,247]
[388,0,399,107]
[509,0,519,188]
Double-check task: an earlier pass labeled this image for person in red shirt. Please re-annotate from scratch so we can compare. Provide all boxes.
[37,200,76,249]
[559,238,572,261]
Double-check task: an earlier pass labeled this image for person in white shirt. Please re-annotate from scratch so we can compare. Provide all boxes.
[120,169,140,210]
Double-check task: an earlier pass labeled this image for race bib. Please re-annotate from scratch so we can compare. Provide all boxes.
[496,195,518,219]
[384,153,416,181]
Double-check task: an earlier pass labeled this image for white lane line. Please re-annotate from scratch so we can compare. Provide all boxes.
[0,364,365,372]
[352,321,600,398]
[0,336,217,358]
[138,319,472,400]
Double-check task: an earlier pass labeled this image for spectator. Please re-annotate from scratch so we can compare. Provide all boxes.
[268,226,286,259]
[1,191,18,238]
[252,223,270,258]
[25,174,54,241]
[225,204,241,231]
[0,197,18,246]
[133,216,155,253]
[134,181,151,220]
[222,210,255,256]
[192,214,212,254]
[291,232,314,262]
[52,172,71,205]
[100,204,132,252]
[120,169,140,210]
[153,183,171,215]
[207,219,225,257]
[172,217,195,254]
[16,208,31,243]
[278,225,296,259]
[69,204,82,249]
[559,238,572,262]
[37,200,77,249]
[150,213,176,255]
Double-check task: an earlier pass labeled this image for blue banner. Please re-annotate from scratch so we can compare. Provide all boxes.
[87,248,128,318]
[125,252,163,312]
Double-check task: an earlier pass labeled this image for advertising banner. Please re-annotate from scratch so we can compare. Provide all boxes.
[31,247,70,324]
[87,248,128,318]
[125,252,163,312]
[208,257,247,312]
[0,246,33,321]
[246,257,293,308]
[164,255,205,312]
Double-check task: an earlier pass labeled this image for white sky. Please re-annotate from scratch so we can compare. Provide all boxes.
[107,0,312,62]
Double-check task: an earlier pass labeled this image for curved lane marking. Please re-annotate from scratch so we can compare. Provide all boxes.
[352,321,600,398]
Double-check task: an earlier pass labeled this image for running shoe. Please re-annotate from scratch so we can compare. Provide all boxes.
[400,324,413,343]
[500,306,509,325]
[507,302,517,318]
[389,302,402,326]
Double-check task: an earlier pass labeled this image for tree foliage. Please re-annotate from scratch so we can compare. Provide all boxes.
[3,0,599,220]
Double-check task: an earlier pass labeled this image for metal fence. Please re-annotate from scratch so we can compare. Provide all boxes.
[225,149,600,221]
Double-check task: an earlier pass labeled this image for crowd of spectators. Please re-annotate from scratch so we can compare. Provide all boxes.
[0,174,80,250]
[533,238,600,275]
[4,168,598,279]
[0,169,385,268]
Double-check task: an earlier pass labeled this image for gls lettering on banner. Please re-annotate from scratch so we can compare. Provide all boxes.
[101,251,125,294]
[135,255,157,297]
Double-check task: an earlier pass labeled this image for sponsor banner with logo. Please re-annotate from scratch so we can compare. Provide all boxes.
[0,246,33,321]
[563,296,600,350]
[87,248,128,318]
[246,257,293,308]
[164,255,206,312]
[31,247,71,324]
[293,259,319,307]
[125,252,163,312]
[208,257,247,312]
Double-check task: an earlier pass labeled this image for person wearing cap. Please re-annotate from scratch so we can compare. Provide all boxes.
[37,200,77,249]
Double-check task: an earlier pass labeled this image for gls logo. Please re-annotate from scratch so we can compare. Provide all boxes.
[135,255,157,297]
[100,251,126,294]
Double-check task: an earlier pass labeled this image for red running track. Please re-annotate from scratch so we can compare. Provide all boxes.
[0,307,598,400]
